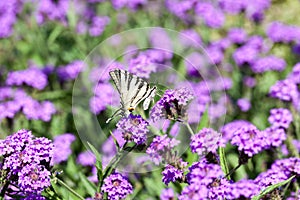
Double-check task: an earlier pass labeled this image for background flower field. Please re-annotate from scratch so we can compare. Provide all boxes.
[1,0,300,199]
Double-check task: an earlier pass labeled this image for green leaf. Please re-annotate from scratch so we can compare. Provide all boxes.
[87,142,102,162]
[186,148,198,166]
[251,175,296,200]
[197,106,209,132]
[218,147,230,180]
[78,173,97,197]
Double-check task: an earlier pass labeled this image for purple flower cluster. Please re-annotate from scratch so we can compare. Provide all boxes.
[117,114,149,145]
[251,56,286,73]
[267,21,300,43]
[190,128,222,156]
[269,79,298,102]
[6,68,48,90]
[101,172,133,200]
[0,88,56,121]
[146,135,180,165]
[226,180,260,199]
[0,0,19,38]
[237,98,251,112]
[220,120,252,143]
[162,162,186,185]
[151,87,194,122]
[160,188,175,200]
[227,28,247,44]
[51,133,76,165]
[36,0,69,25]
[288,63,300,84]
[195,2,225,29]
[231,124,268,157]
[264,127,286,147]
[0,129,53,194]
[57,60,86,81]
[77,150,96,167]
[268,108,293,129]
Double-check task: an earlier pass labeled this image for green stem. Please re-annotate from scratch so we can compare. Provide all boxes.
[185,122,195,135]
[53,178,85,200]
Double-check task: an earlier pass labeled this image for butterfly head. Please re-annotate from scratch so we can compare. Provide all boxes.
[127,107,134,112]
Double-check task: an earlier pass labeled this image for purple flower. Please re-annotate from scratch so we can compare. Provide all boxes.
[6,68,48,90]
[18,164,51,193]
[149,29,173,59]
[220,120,252,143]
[51,133,76,165]
[226,180,260,199]
[206,45,224,65]
[227,28,247,44]
[57,60,86,81]
[90,83,119,114]
[146,135,180,165]
[218,0,245,14]
[178,184,209,200]
[269,79,298,102]
[271,157,300,177]
[117,114,149,145]
[288,63,300,84]
[264,127,286,147]
[22,99,56,122]
[128,52,158,78]
[0,0,18,38]
[184,52,204,77]
[245,0,270,22]
[162,161,187,185]
[266,22,300,43]
[251,56,286,73]
[101,173,133,200]
[186,159,224,185]
[77,150,96,167]
[195,2,225,29]
[89,16,110,37]
[190,128,222,156]
[243,76,256,88]
[268,108,293,129]
[233,45,258,66]
[231,124,268,157]
[255,168,289,188]
[21,194,47,200]
[180,29,202,47]
[151,87,194,122]
[160,188,175,200]
[36,0,69,24]
[237,98,251,112]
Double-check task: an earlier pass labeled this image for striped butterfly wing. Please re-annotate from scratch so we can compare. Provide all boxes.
[109,69,156,115]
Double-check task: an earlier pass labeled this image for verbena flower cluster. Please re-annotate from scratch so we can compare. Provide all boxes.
[0,130,53,196]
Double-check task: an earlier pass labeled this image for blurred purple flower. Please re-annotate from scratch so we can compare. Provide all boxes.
[268,108,293,129]
[264,127,286,147]
[206,45,224,65]
[0,0,19,38]
[89,16,110,37]
[51,133,76,165]
[231,124,268,157]
[195,2,225,29]
[288,63,300,84]
[165,0,195,22]
[128,52,158,78]
[271,157,300,177]
[227,28,247,44]
[36,0,69,24]
[146,135,180,165]
[245,0,270,22]
[251,55,286,73]
[151,87,194,122]
[243,76,256,88]
[117,114,149,145]
[57,60,85,81]
[90,83,119,114]
[160,188,175,200]
[218,0,245,14]
[77,150,96,167]
[149,29,173,59]
[190,128,222,156]
[233,45,258,66]
[237,98,251,112]
[184,52,204,77]
[220,120,252,143]
[6,68,48,90]
[101,173,133,200]
[255,168,288,188]
[22,99,56,122]
[266,21,300,43]
[269,79,298,102]
[180,29,202,47]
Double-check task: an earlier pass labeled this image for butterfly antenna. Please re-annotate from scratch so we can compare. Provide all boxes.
[106,108,124,123]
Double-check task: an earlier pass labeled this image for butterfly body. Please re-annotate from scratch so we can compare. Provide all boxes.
[106,69,156,123]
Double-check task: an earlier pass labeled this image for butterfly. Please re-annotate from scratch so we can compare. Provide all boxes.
[106,69,156,123]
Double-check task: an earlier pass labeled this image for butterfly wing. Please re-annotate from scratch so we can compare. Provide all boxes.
[109,69,156,115]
